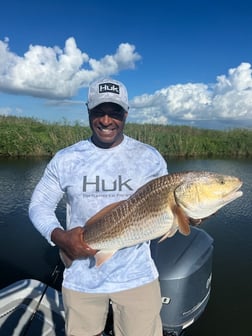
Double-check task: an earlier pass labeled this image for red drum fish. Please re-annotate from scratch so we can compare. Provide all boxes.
[60,171,243,267]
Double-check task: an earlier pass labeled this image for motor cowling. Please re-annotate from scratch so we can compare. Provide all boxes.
[151,226,213,335]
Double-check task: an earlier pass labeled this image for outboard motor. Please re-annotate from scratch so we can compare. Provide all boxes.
[151,226,213,336]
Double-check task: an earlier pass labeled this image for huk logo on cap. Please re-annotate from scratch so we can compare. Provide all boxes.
[99,83,120,95]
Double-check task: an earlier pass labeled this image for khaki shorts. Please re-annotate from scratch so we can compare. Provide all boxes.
[62,279,163,336]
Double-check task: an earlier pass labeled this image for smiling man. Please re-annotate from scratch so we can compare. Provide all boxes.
[87,80,129,149]
[29,78,168,336]
[89,102,127,148]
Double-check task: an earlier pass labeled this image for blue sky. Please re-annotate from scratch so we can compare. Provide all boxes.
[1,0,252,129]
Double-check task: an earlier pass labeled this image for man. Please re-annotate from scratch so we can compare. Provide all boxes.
[29,78,168,336]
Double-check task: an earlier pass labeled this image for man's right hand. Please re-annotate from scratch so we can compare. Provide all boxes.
[51,227,97,267]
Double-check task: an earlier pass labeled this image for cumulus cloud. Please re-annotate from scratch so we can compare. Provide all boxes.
[0,37,141,99]
[1,36,252,128]
[130,62,252,127]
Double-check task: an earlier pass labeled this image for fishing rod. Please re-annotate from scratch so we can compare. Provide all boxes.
[20,260,62,336]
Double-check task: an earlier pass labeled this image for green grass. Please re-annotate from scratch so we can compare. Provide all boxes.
[1,115,252,158]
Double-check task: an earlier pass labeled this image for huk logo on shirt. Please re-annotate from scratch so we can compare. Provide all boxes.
[83,175,133,192]
[99,83,120,95]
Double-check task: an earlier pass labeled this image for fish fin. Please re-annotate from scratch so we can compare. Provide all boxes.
[158,225,178,242]
[173,204,191,235]
[94,250,117,267]
[59,249,73,268]
[158,205,191,243]
[85,201,125,226]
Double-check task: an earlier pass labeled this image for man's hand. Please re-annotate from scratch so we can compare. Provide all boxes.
[51,227,97,267]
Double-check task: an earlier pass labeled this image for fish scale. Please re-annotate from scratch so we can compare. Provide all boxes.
[84,175,176,250]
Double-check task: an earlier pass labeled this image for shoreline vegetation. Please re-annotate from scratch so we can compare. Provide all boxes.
[1,115,252,158]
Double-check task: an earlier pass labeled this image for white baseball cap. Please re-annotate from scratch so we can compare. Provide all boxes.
[87,78,129,112]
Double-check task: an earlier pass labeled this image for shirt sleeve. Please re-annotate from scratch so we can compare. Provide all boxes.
[143,145,168,182]
[28,158,65,245]
[157,152,168,176]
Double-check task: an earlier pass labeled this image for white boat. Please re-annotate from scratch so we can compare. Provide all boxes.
[0,279,64,336]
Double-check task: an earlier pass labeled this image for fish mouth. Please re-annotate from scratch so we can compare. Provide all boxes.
[222,181,243,204]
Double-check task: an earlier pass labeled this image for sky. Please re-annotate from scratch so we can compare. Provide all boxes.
[1,0,252,129]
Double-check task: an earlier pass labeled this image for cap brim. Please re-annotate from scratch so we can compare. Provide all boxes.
[87,98,128,111]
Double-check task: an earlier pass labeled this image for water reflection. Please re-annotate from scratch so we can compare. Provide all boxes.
[0,158,48,221]
[0,157,65,224]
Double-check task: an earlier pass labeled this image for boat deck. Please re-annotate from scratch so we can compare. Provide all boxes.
[0,279,65,336]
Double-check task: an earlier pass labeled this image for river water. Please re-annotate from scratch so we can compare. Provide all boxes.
[0,157,251,336]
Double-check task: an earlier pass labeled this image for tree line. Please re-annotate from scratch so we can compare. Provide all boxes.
[1,116,252,158]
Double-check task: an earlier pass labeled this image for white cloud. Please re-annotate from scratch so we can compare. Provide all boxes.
[130,62,252,126]
[1,37,252,128]
[0,107,12,116]
[0,37,141,99]
[215,62,252,93]
[0,106,22,116]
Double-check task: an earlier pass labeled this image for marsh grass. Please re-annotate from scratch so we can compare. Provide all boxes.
[1,116,252,158]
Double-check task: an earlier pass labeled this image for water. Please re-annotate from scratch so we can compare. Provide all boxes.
[0,157,251,336]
